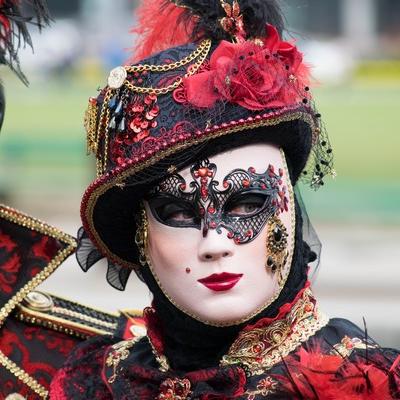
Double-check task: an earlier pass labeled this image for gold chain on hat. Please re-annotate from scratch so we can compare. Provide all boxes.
[84,39,211,176]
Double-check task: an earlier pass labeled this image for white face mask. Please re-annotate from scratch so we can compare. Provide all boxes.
[144,143,295,326]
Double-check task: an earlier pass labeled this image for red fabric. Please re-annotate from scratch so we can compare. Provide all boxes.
[143,306,165,354]
[0,318,81,398]
[49,336,115,400]
[184,24,311,111]
[127,0,195,63]
[0,210,67,306]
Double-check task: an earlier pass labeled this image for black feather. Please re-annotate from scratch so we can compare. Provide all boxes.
[171,0,285,41]
[0,0,51,85]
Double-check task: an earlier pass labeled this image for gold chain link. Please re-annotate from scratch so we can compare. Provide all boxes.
[124,39,211,95]
[93,39,212,175]
[96,89,112,176]
[125,39,211,74]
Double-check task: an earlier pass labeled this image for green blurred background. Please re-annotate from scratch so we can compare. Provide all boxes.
[0,0,399,346]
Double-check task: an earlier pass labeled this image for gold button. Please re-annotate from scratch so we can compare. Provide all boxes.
[5,394,27,400]
[22,291,54,312]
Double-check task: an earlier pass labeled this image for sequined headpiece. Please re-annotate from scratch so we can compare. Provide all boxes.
[79,0,334,285]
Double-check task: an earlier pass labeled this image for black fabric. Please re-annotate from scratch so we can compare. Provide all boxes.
[138,194,312,372]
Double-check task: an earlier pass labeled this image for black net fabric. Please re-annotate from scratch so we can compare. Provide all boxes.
[76,227,104,271]
[76,227,131,291]
[106,260,132,291]
[294,186,322,281]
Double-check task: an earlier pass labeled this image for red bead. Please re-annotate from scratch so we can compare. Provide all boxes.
[197,167,209,177]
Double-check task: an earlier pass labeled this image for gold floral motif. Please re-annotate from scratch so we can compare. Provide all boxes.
[331,336,378,358]
[106,337,142,383]
[246,376,278,399]
[220,288,329,375]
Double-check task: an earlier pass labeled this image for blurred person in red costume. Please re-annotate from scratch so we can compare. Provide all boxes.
[48,0,400,399]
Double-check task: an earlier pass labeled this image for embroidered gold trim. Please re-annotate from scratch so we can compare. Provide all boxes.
[220,288,329,375]
[106,336,143,384]
[84,111,315,272]
[331,336,378,358]
[0,205,77,398]
[245,376,278,399]
[0,351,48,399]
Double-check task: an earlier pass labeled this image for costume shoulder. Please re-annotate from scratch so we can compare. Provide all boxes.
[0,205,127,399]
[266,317,400,399]
[50,317,150,400]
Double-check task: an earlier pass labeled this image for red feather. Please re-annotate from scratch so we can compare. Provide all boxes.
[127,0,196,64]
[277,346,400,399]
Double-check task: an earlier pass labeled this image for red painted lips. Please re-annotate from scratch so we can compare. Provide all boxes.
[198,272,243,292]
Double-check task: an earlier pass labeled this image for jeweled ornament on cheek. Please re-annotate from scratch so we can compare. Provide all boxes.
[149,159,288,244]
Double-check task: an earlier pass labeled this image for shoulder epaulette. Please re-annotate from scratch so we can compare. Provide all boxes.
[15,290,119,338]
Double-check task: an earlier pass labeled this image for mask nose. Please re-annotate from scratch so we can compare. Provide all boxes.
[198,229,234,262]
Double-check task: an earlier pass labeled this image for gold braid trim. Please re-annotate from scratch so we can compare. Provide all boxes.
[0,351,48,398]
[220,288,329,375]
[0,205,77,398]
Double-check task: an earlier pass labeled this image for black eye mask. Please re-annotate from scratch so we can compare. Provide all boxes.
[148,159,289,244]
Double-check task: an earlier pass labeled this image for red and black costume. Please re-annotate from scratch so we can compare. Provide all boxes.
[50,0,400,398]
[1,1,399,399]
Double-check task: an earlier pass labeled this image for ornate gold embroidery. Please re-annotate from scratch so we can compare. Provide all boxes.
[157,377,191,400]
[220,288,329,375]
[331,336,378,358]
[106,337,142,384]
[246,376,278,399]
